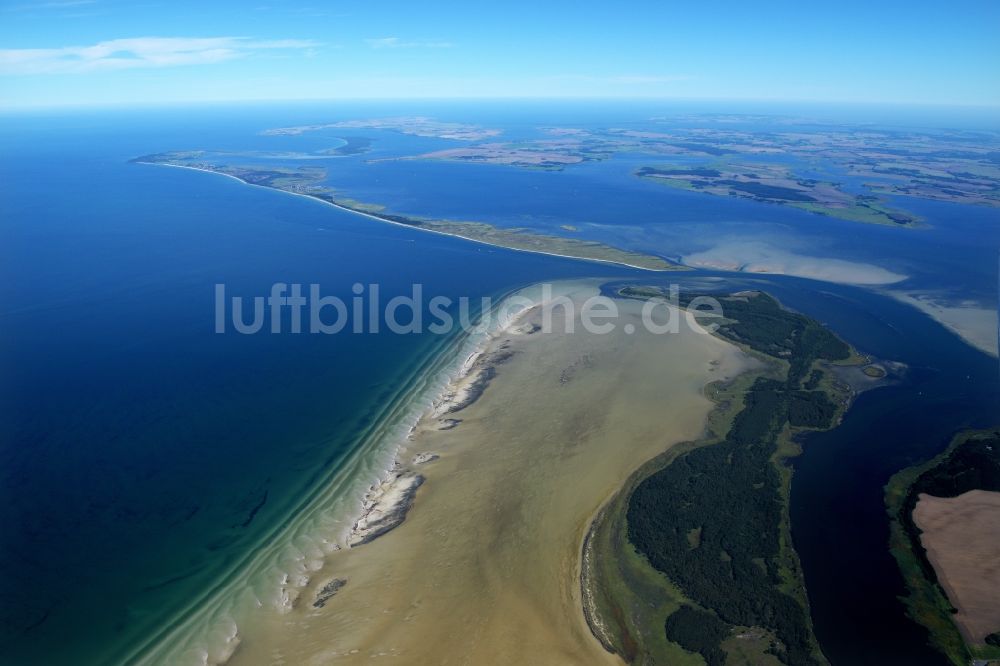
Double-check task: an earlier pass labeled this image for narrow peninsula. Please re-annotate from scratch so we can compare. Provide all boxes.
[583,289,865,666]
[131,153,679,271]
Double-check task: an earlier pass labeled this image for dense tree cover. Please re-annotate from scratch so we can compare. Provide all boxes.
[683,292,850,386]
[907,434,1000,497]
[803,369,823,391]
[787,391,838,428]
[900,432,1000,586]
[628,293,851,665]
[663,606,730,666]
[628,377,816,664]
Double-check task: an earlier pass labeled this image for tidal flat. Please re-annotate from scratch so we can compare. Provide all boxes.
[226,284,753,665]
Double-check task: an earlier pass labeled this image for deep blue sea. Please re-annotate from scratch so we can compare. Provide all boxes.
[1,101,997,665]
[0,105,632,664]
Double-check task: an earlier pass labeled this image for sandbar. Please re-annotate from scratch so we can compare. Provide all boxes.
[226,284,752,665]
[890,291,998,357]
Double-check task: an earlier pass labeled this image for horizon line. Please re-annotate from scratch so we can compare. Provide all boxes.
[4,95,1000,113]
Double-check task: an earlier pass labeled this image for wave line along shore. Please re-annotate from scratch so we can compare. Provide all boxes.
[126,283,569,666]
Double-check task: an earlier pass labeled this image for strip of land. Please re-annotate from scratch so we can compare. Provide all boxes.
[637,164,918,227]
[367,118,1000,225]
[683,241,909,286]
[261,116,501,141]
[223,283,754,665]
[583,289,865,666]
[132,154,679,271]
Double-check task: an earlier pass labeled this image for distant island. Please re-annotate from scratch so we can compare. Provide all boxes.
[131,152,679,271]
[261,116,502,141]
[157,117,1000,231]
[636,164,918,227]
[323,136,372,156]
[376,142,592,169]
[885,429,1000,665]
[363,117,1000,226]
[584,290,867,665]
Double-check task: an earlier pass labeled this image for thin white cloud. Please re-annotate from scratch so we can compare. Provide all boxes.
[3,0,98,10]
[365,37,453,49]
[551,74,695,85]
[0,37,319,75]
[606,74,694,84]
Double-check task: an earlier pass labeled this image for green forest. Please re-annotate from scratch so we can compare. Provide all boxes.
[899,431,1000,585]
[625,291,851,665]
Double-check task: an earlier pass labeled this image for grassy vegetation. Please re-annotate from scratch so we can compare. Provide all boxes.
[885,429,1000,666]
[862,365,887,378]
[583,369,773,666]
[323,136,372,156]
[415,219,679,270]
[586,290,857,665]
[313,187,682,270]
[790,200,918,227]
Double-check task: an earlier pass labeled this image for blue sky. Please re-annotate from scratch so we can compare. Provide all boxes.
[1,0,998,108]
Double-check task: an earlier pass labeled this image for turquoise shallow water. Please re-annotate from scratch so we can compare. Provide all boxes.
[1,102,997,665]
[0,106,628,664]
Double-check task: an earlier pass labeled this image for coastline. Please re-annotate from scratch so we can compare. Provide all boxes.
[581,290,862,665]
[676,241,996,359]
[126,282,578,665]
[221,283,752,665]
[141,161,678,273]
[885,429,1000,665]
[149,160,1000,361]
[340,300,540,552]
[9,106,1000,666]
